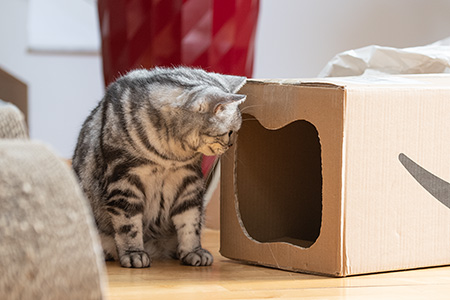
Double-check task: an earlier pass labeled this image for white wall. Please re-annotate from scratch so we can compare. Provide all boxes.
[0,0,449,158]
[0,0,104,159]
[254,0,450,78]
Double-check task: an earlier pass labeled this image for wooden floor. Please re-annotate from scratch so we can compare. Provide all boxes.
[106,230,450,300]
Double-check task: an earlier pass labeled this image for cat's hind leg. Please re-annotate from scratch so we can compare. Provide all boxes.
[99,232,118,261]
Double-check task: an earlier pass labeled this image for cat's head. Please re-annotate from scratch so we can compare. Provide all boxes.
[129,67,247,157]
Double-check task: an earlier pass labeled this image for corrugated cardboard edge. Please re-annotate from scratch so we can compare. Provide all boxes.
[340,87,350,276]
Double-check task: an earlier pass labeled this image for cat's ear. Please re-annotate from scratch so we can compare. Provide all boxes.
[213,93,246,115]
[213,74,247,93]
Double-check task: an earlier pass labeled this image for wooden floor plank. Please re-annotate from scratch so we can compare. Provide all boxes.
[106,230,450,299]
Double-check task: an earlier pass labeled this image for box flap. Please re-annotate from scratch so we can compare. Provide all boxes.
[248,74,450,89]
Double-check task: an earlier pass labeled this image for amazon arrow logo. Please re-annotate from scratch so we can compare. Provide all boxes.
[399,153,450,209]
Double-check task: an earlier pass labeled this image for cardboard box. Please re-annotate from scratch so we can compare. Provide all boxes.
[220,74,450,277]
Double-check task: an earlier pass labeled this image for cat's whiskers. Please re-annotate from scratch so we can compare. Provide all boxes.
[239,104,263,114]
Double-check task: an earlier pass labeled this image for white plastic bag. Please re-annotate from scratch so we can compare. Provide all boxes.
[319,37,450,77]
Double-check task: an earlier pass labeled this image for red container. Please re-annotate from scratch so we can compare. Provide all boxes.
[98,0,259,85]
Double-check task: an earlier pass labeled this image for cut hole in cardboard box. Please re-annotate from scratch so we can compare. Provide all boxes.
[220,75,450,277]
[237,118,323,248]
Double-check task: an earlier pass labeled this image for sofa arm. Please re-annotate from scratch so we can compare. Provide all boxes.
[0,140,107,300]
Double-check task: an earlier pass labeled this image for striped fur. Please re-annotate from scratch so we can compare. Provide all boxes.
[73,67,246,268]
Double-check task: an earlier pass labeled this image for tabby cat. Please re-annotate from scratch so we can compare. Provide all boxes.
[72,67,246,268]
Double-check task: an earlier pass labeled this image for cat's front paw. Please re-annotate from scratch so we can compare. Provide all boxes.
[119,250,151,268]
[180,248,213,266]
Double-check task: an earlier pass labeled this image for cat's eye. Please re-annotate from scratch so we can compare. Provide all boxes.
[228,130,234,137]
